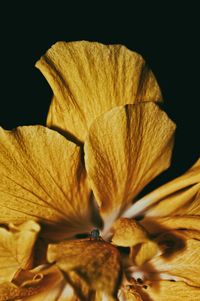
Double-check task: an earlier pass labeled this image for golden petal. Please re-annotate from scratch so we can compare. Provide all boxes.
[141,216,200,233]
[112,218,148,247]
[138,280,200,301]
[0,126,92,237]
[134,240,159,266]
[145,183,200,217]
[124,158,200,218]
[118,286,143,301]
[94,291,116,301]
[65,270,94,301]
[0,221,40,284]
[56,284,76,301]
[149,230,200,286]
[84,103,175,228]
[0,265,64,301]
[36,41,163,142]
[176,188,200,215]
[47,239,122,297]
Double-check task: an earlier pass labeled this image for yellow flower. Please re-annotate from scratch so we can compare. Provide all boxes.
[0,41,199,301]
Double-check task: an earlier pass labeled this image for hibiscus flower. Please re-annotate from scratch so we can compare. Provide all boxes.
[0,41,199,301]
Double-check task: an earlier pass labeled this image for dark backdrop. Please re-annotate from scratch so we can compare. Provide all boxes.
[0,2,199,194]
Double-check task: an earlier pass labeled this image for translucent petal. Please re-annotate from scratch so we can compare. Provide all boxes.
[124,158,200,218]
[36,41,163,142]
[0,126,92,237]
[150,230,200,286]
[84,103,175,228]
[138,280,200,301]
[0,221,40,283]
[112,218,148,247]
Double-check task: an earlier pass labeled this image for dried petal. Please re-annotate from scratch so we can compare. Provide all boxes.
[0,126,91,237]
[150,230,200,286]
[145,183,200,217]
[0,265,63,301]
[141,216,200,233]
[138,280,200,301]
[0,221,40,283]
[48,239,122,297]
[84,103,175,228]
[134,240,159,266]
[119,286,143,301]
[112,218,148,247]
[36,41,162,141]
[124,158,200,218]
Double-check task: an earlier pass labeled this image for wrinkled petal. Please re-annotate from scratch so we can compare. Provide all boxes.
[136,159,200,245]
[0,126,92,238]
[138,280,200,301]
[176,188,200,215]
[112,218,148,247]
[141,216,200,233]
[145,183,200,217]
[149,230,200,286]
[0,221,40,283]
[36,41,163,142]
[133,240,159,266]
[65,271,94,301]
[56,274,114,301]
[14,266,76,301]
[118,285,143,301]
[48,239,122,297]
[123,158,200,218]
[84,103,175,229]
[0,265,64,301]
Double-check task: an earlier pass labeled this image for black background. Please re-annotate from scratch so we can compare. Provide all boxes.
[0,2,199,193]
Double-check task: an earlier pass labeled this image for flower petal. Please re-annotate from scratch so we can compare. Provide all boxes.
[47,239,122,297]
[112,218,148,247]
[149,230,200,286]
[176,188,200,215]
[36,41,163,142]
[84,103,175,228]
[0,265,64,301]
[138,280,200,301]
[134,240,159,266]
[0,126,92,237]
[124,158,200,218]
[145,183,200,217]
[118,286,143,301]
[0,221,40,284]
[141,216,200,233]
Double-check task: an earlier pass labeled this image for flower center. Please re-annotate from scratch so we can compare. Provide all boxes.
[90,228,101,239]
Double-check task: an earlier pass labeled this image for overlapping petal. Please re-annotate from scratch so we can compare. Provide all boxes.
[149,230,200,286]
[2,38,198,301]
[0,265,64,301]
[119,285,143,301]
[112,218,148,247]
[84,102,175,227]
[0,126,92,237]
[36,41,163,142]
[141,216,200,233]
[0,221,40,284]
[111,218,159,267]
[138,280,200,301]
[124,158,200,218]
[133,240,159,266]
[48,239,122,297]
[133,158,200,235]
